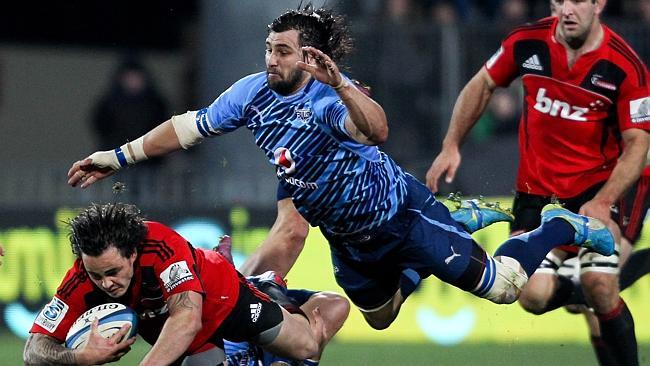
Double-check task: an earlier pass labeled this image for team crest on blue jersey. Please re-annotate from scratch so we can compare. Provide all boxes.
[295,108,312,122]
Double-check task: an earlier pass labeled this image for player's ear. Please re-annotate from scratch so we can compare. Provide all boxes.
[595,0,606,15]
[129,251,137,264]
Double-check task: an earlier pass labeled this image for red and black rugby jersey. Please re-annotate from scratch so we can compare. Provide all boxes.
[485,17,649,198]
[30,221,240,353]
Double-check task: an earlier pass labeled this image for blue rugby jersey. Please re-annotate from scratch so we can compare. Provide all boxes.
[202,72,407,233]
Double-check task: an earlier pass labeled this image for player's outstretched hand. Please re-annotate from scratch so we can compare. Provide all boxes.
[67,150,120,188]
[297,46,343,90]
[76,318,135,366]
[426,147,461,193]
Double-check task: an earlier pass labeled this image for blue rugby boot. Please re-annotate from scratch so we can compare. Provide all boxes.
[443,193,514,233]
[541,204,615,256]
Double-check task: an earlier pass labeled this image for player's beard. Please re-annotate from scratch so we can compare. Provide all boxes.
[564,31,588,49]
[562,18,593,50]
[267,68,305,95]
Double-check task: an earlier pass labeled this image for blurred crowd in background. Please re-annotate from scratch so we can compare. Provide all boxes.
[343,0,650,25]
[1,0,648,209]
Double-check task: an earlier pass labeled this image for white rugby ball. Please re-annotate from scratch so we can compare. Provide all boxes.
[65,303,138,349]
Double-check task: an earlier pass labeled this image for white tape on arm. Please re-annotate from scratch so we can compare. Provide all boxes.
[87,150,122,171]
[120,136,148,165]
[171,111,204,149]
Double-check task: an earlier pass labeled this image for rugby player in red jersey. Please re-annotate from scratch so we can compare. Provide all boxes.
[428,1,649,364]
[23,203,323,366]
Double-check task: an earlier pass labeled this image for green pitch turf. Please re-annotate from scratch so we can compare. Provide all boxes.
[4,333,648,365]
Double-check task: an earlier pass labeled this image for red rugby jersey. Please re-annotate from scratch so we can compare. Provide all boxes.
[485,17,650,198]
[30,221,240,354]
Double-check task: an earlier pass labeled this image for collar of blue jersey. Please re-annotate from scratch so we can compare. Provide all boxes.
[270,77,316,101]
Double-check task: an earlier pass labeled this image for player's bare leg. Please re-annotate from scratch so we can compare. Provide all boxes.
[518,249,569,314]
[299,292,350,361]
[263,307,321,361]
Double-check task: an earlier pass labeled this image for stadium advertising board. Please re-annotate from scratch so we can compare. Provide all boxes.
[0,204,648,344]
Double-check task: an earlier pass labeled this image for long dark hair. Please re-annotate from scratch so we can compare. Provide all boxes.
[69,202,147,259]
[268,3,354,64]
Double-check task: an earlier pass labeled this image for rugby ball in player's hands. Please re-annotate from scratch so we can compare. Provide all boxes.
[65,303,138,349]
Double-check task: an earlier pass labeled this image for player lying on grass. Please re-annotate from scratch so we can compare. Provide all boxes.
[24,203,325,366]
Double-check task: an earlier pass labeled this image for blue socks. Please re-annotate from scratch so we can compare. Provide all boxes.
[494,219,575,277]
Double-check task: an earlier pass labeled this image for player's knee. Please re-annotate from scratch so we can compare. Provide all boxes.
[481,257,528,305]
[517,291,548,315]
[581,273,618,311]
[321,292,351,329]
[364,317,394,330]
[361,311,397,330]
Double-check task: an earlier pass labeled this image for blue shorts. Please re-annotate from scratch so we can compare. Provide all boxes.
[321,175,485,310]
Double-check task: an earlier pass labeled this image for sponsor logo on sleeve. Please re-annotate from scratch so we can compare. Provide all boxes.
[486,46,504,69]
[160,261,194,291]
[630,97,650,123]
[35,297,69,333]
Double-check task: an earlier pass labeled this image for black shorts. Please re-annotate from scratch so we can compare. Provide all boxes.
[616,174,650,243]
[511,182,607,233]
[211,276,284,345]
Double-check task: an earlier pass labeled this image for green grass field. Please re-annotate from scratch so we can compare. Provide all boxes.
[4,333,648,365]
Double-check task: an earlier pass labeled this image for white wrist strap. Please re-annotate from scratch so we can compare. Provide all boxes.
[114,136,148,168]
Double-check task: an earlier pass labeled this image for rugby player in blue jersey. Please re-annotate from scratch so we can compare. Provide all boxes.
[68,4,616,331]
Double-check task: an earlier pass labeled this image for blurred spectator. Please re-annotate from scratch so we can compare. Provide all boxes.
[472,87,520,143]
[498,0,529,27]
[92,56,169,150]
[335,0,384,20]
[375,0,437,170]
[383,0,424,23]
[430,0,460,25]
[427,0,471,23]
[91,55,170,199]
[638,0,650,23]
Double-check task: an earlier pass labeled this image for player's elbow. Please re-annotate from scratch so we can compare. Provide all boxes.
[370,125,389,145]
[277,216,309,253]
[362,123,388,146]
[187,314,203,335]
[175,309,203,339]
[284,223,309,248]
